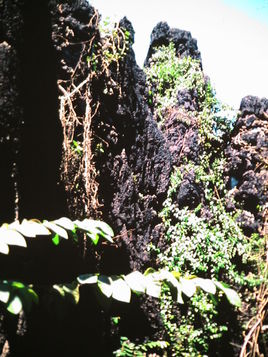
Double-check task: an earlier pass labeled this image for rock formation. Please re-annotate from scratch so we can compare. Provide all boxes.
[0,1,267,356]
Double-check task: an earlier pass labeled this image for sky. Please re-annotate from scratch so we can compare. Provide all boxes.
[89,0,268,109]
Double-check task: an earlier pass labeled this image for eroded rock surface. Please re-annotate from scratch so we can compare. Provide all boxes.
[225,96,268,235]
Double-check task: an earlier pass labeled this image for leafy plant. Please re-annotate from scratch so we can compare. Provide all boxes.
[145,42,207,120]
[114,336,169,356]
[0,216,114,253]
[78,268,241,306]
[0,216,240,322]
[0,281,38,315]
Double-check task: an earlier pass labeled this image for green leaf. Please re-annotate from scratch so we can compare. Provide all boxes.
[124,271,146,294]
[11,281,25,289]
[53,282,79,304]
[27,288,39,304]
[87,231,99,245]
[52,234,60,246]
[53,217,75,231]
[77,274,98,284]
[97,275,113,298]
[111,316,120,325]
[43,221,68,239]
[193,278,216,294]
[111,277,131,303]
[7,296,22,315]
[144,267,156,276]
[214,281,241,307]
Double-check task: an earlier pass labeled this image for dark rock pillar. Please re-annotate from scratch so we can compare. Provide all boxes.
[0,0,23,223]
[0,0,67,223]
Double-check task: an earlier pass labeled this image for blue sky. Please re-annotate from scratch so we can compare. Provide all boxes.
[89,0,268,108]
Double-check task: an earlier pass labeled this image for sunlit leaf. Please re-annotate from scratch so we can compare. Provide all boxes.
[180,277,196,297]
[214,281,241,307]
[7,296,22,315]
[87,232,99,245]
[158,270,184,304]
[159,270,179,287]
[53,217,75,231]
[171,271,181,280]
[111,277,131,303]
[77,274,98,284]
[75,219,114,243]
[193,278,216,294]
[15,219,51,237]
[0,228,26,248]
[92,220,114,242]
[97,275,113,298]
[0,241,9,254]
[27,288,39,304]
[124,271,146,293]
[145,275,162,298]
[53,282,79,304]
[144,267,156,276]
[0,290,10,303]
[43,221,68,239]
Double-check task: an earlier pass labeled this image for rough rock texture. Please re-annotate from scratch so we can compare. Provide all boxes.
[93,18,172,273]
[0,0,67,223]
[144,21,201,66]
[0,0,23,223]
[225,96,268,235]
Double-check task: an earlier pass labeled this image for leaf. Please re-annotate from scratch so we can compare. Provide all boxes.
[7,296,22,315]
[43,221,68,239]
[144,267,156,276]
[97,275,113,298]
[16,219,51,237]
[0,290,10,304]
[53,217,75,231]
[75,219,114,244]
[87,231,100,245]
[111,277,131,303]
[0,241,9,254]
[93,220,114,242]
[158,270,179,286]
[53,282,79,304]
[77,274,98,284]
[11,281,25,289]
[74,218,114,243]
[124,271,146,293]
[0,228,26,248]
[193,278,216,294]
[145,275,162,298]
[180,277,196,297]
[158,271,184,304]
[52,234,60,246]
[214,281,241,307]
[27,288,39,304]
